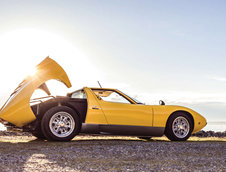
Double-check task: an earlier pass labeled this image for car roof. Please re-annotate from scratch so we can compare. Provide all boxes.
[89,87,117,90]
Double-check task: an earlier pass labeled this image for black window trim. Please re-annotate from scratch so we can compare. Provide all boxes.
[91,88,136,104]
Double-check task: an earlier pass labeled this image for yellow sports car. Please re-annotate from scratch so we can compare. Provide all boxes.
[0,57,207,141]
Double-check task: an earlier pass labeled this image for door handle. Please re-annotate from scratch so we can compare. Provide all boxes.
[92,105,99,110]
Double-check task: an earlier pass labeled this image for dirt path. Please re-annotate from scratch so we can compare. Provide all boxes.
[0,136,225,172]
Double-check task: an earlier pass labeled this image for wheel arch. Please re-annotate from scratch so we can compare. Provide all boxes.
[164,110,194,134]
[41,105,81,141]
[33,102,82,123]
[61,103,82,122]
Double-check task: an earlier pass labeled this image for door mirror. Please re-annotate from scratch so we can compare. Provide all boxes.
[159,100,165,105]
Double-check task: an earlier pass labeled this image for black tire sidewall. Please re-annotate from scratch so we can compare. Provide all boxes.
[31,122,46,140]
[165,112,193,141]
[41,106,81,141]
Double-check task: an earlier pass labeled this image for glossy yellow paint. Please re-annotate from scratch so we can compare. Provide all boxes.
[84,88,152,126]
[97,101,153,126]
[84,88,207,133]
[84,87,108,124]
[0,57,71,127]
[151,105,207,133]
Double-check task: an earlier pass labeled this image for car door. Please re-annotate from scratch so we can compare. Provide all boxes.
[92,89,153,127]
[83,88,108,125]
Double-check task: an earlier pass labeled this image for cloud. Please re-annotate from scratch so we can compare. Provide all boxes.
[210,76,226,82]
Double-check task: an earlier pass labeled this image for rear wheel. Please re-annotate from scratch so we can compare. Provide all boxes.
[31,123,46,140]
[165,112,193,141]
[41,106,81,141]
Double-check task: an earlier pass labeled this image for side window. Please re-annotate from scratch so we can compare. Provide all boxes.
[93,90,131,104]
[71,90,87,99]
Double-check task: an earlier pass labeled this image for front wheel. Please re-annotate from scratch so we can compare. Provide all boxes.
[165,112,193,141]
[41,106,81,141]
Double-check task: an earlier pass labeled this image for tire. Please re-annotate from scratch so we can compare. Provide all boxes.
[165,112,193,141]
[41,106,81,141]
[31,131,46,139]
[138,137,152,140]
[29,120,46,139]
[31,124,46,140]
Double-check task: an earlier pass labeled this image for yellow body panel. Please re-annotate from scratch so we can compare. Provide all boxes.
[97,101,152,126]
[151,105,207,133]
[0,57,71,127]
[84,88,207,133]
[84,87,108,124]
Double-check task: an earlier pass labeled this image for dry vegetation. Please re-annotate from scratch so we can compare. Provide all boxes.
[0,135,225,172]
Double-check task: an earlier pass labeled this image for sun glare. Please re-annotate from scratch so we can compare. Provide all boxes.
[0,28,100,106]
[28,68,37,77]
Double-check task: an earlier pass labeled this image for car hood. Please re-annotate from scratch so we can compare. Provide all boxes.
[0,57,72,127]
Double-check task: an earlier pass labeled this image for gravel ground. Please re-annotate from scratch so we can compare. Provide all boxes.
[0,135,225,172]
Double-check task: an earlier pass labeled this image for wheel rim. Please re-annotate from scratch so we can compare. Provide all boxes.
[49,111,75,138]
[172,116,190,138]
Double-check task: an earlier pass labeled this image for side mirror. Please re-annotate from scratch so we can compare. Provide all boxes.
[159,100,165,105]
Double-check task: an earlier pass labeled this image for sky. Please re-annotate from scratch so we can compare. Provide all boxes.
[0,0,226,131]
